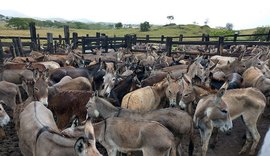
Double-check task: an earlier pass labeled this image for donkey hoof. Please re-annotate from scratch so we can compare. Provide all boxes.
[248,151,256,156]
[238,150,246,155]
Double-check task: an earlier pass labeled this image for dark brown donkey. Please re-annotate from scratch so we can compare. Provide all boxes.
[48,90,93,130]
[86,96,194,156]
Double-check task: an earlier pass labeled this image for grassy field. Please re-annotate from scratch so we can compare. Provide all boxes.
[0,21,256,39]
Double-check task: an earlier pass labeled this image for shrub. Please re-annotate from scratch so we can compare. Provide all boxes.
[140,21,150,32]
[250,26,270,41]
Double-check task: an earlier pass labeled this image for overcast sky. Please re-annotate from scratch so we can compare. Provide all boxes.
[1,0,269,29]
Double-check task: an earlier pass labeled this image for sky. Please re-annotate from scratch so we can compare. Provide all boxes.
[0,0,269,29]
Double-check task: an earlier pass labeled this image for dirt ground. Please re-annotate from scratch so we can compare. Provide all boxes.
[1,104,270,156]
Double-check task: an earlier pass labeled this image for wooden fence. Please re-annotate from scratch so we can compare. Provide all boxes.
[0,22,270,64]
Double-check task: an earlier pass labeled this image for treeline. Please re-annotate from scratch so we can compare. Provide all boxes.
[4,17,114,30]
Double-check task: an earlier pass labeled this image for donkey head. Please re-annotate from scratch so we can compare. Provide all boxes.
[179,75,195,110]
[25,69,49,106]
[164,74,181,107]
[0,102,10,127]
[194,87,233,132]
[74,118,102,156]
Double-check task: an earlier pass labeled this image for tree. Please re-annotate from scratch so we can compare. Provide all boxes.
[204,18,209,25]
[115,22,123,29]
[167,15,174,24]
[6,18,35,29]
[225,23,233,30]
[140,21,150,32]
[251,26,270,41]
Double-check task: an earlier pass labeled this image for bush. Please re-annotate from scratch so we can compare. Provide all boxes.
[209,28,235,36]
[115,22,123,29]
[140,21,150,32]
[6,18,35,29]
[250,26,270,41]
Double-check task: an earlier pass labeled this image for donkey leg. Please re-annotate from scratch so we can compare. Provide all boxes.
[209,128,218,149]
[199,128,213,156]
[239,130,252,155]
[247,124,260,155]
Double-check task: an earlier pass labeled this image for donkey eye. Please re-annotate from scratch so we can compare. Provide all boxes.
[184,94,189,97]
[34,87,39,92]
[220,109,228,114]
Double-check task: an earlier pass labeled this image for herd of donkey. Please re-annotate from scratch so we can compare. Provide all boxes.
[1,43,270,156]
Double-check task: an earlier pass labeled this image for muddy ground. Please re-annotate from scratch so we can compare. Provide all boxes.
[1,104,270,156]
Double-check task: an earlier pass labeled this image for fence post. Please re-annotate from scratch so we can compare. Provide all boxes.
[0,40,3,65]
[205,34,210,52]
[179,34,183,42]
[17,37,24,56]
[146,35,150,43]
[47,33,53,53]
[72,32,78,49]
[82,37,86,54]
[96,32,100,48]
[64,25,70,45]
[133,34,137,45]
[37,34,41,51]
[166,37,172,56]
[54,41,57,53]
[233,32,238,42]
[161,35,165,43]
[104,36,108,53]
[29,22,37,51]
[10,45,16,58]
[58,35,62,46]
[12,38,20,56]
[267,30,270,41]
[125,35,132,50]
[218,36,224,55]
[202,33,205,41]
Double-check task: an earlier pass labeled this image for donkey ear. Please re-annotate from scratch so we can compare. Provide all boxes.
[217,88,226,98]
[42,69,49,80]
[74,137,87,154]
[33,68,40,80]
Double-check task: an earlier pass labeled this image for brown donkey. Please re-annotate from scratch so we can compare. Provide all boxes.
[121,74,181,112]
[193,87,266,156]
[13,69,49,133]
[86,96,194,156]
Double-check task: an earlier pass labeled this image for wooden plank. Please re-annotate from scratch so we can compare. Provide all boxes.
[29,22,37,50]
[166,37,172,56]
[64,25,70,45]
[37,34,41,51]
[72,32,78,49]
[10,45,16,58]
[17,38,24,56]
[218,36,224,55]
[47,33,54,53]
[0,39,3,65]
[12,38,20,56]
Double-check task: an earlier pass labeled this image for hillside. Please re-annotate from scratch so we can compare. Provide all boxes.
[0,20,256,38]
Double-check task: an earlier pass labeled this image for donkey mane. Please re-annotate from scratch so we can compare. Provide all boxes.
[195,83,217,94]
[56,90,93,96]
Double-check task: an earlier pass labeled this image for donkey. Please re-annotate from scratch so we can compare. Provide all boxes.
[121,74,181,112]
[63,117,177,156]
[242,66,270,96]
[193,87,266,156]
[0,102,10,139]
[0,81,22,110]
[108,73,141,107]
[13,69,49,133]
[19,101,102,156]
[86,95,194,156]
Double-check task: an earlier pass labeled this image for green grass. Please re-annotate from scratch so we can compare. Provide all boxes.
[0,21,256,39]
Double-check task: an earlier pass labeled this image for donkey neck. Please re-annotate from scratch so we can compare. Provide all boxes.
[93,121,106,143]
[151,81,168,99]
[193,85,211,103]
[96,98,119,118]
